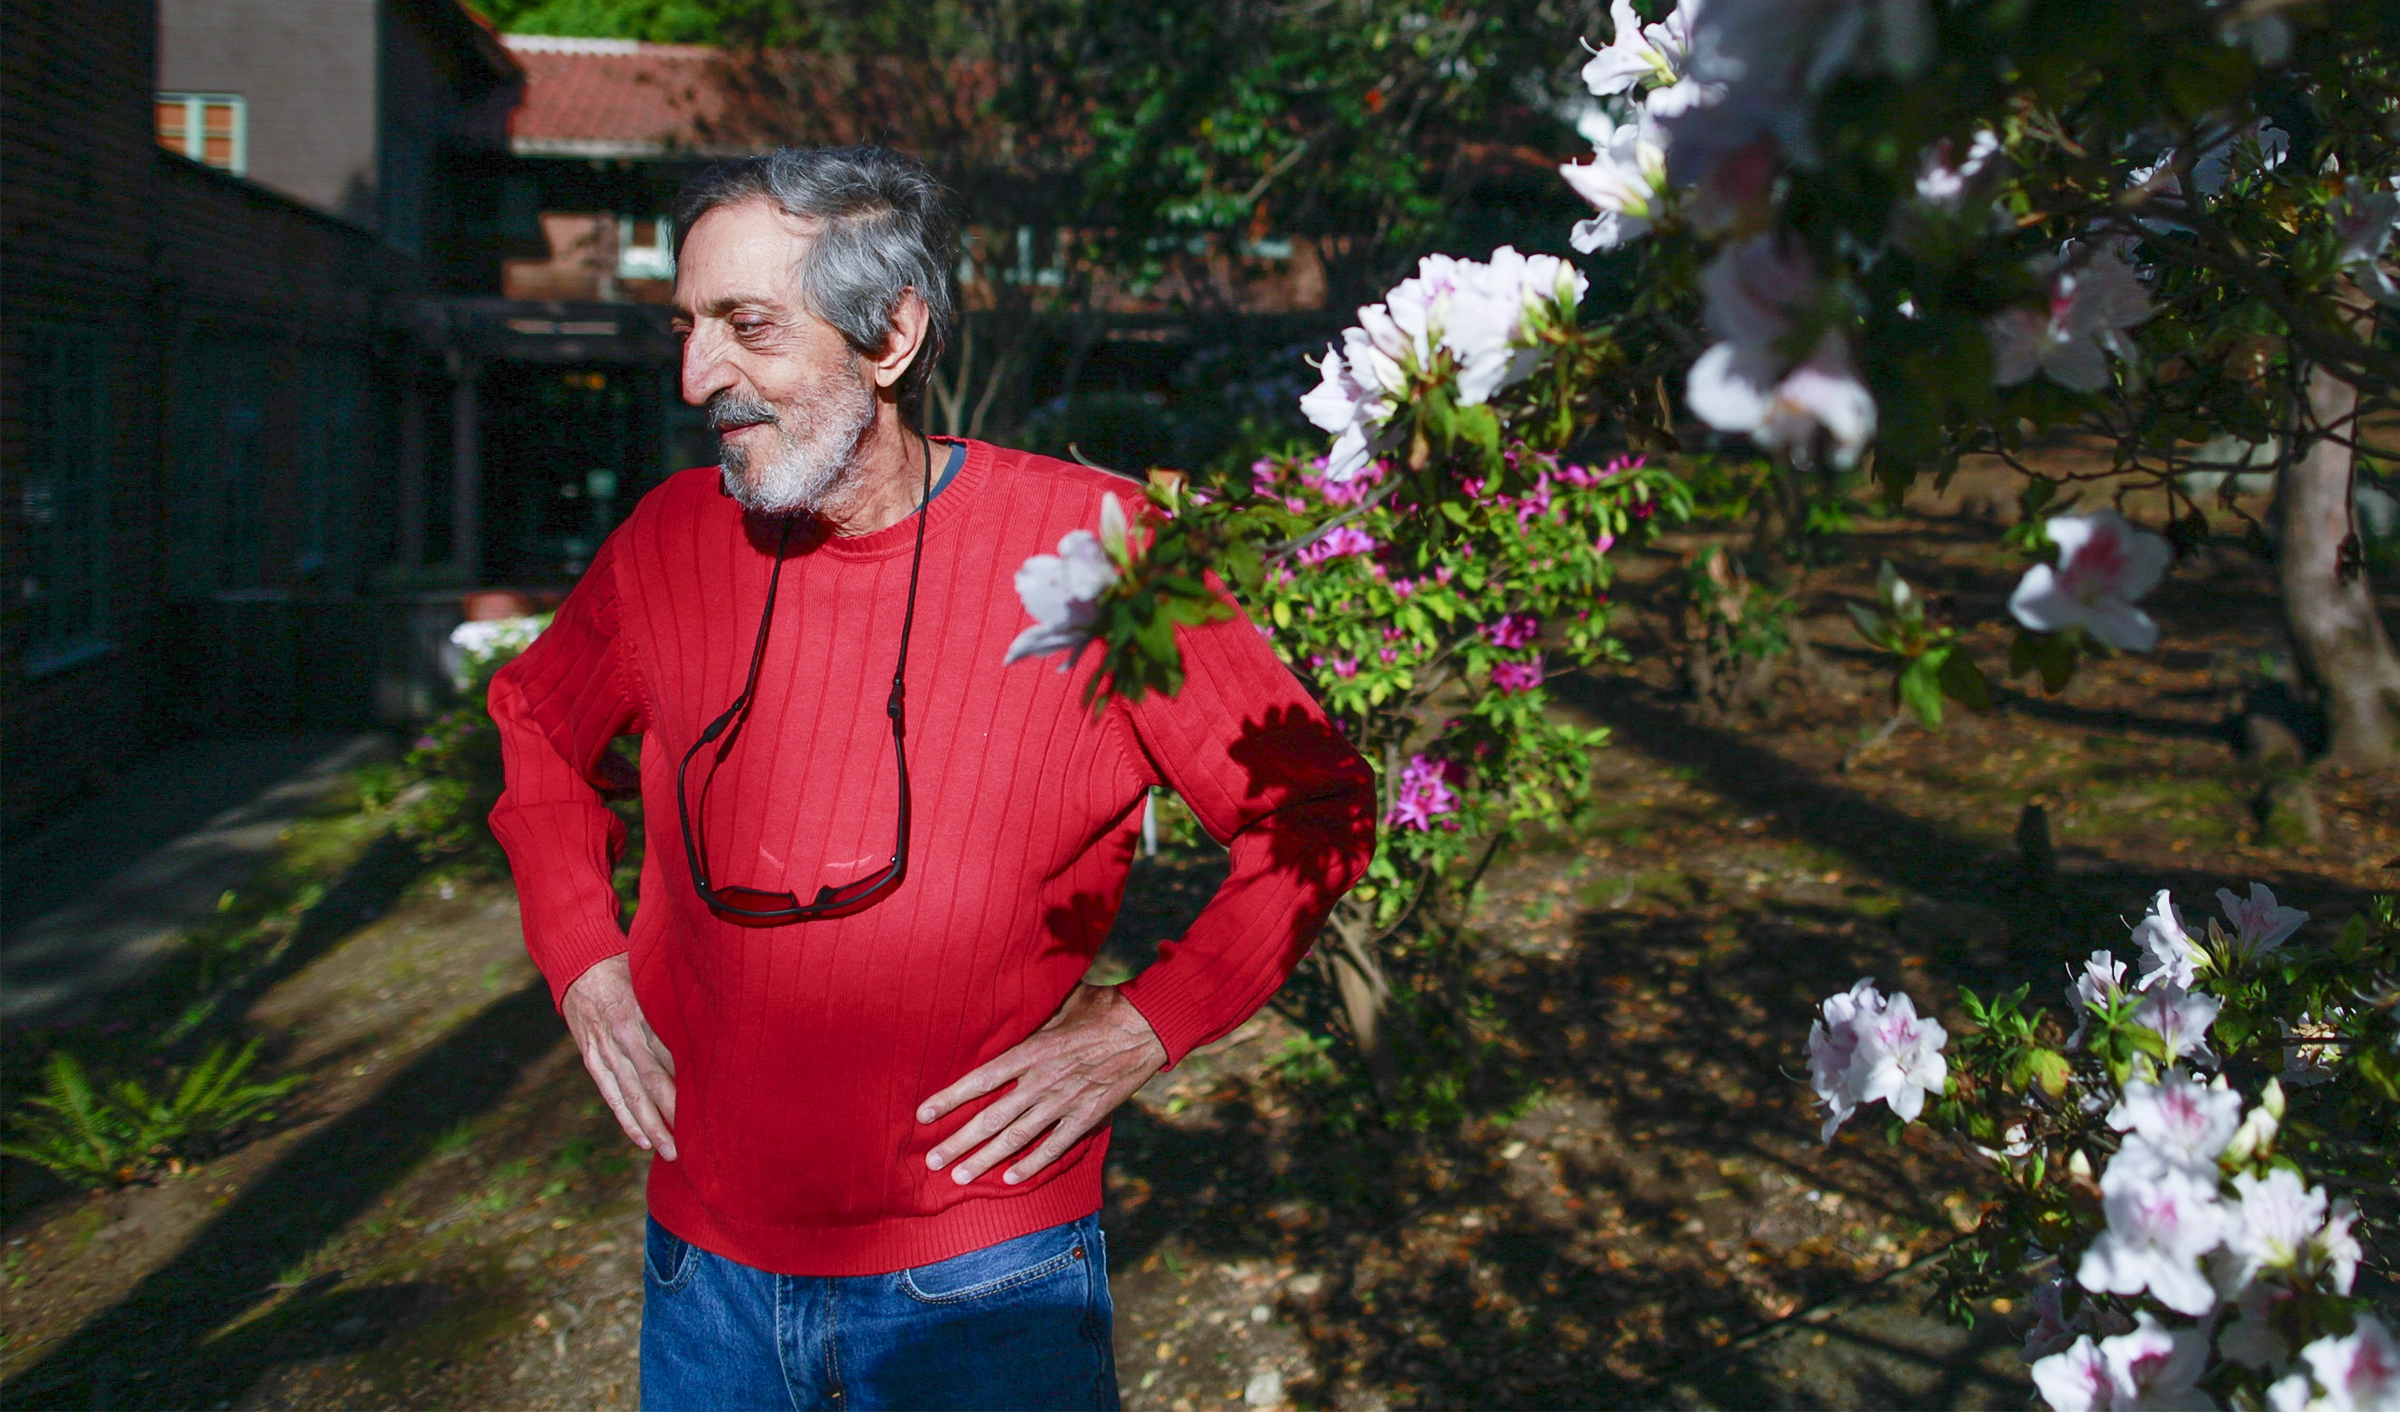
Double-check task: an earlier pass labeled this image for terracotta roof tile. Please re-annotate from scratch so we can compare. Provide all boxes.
[503,35,761,157]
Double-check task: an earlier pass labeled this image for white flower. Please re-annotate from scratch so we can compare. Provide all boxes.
[2329,177,2400,308]
[1686,235,1876,468]
[2219,1274,2297,1373]
[2331,177,2400,267]
[1989,250,2155,392]
[2034,1336,2119,1411]
[2131,890,2203,992]
[450,614,544,658]
[1450,246,1586,404]
[2024,1279,2088,1364]
[1562,108,1669,252]
[1580,0,1691,96]
[1849,989,1948,1123]
[2067,949,2129,1046]
[2223,1169,2327,1288]
[1916,129,2001,209]
[1301,249,1582,480]
[1004,497,1126,667]
[1807,977,1885,1141]
[2107,1072,2242,1179]
[2221,13,2292,67]
[2032,1313,2215,1411]
[2133,985,2223,1069]
[2319,1200,2362,1297]
[449,614,547,688]
[2218,883,2308,962]
[2080,1162,2226,1317]
[2278,1316,2400,1412]
[2008,509,2172,653]
[1661,0,1933,191]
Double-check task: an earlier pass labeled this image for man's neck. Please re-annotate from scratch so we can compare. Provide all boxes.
[820,408,936,538]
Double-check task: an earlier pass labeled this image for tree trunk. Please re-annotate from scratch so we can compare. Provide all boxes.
[1324,909,1401,1093]
[2280,297,2400,766]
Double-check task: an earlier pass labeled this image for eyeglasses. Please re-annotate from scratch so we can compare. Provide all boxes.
[675,438,933,926]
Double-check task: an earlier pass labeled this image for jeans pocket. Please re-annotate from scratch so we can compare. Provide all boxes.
[644,1217,699,1295]
[898,1222,1091,1306]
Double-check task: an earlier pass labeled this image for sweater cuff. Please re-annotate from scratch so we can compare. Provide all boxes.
[530,917,631,1011]
[1115,967,1223,1071]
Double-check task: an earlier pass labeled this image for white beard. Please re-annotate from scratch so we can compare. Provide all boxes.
[716,362,877,516]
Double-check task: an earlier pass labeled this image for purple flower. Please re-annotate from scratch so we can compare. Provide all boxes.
[1379,647,1400,664]
[1387,754,1461,831]
[1491,660,1545,693]
[1483,612,1540,649]
[1330,657,1359,679]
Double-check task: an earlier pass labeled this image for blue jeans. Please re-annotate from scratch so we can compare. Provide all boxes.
[639,1213,1120,1411]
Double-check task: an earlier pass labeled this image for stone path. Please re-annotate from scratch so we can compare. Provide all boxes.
[1,732,388,1024]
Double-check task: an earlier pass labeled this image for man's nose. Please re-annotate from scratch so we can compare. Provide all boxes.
[681,328,739,409]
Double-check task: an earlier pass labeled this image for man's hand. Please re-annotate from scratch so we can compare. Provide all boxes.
[919,984,1167,1186]
[563,954,678,1162]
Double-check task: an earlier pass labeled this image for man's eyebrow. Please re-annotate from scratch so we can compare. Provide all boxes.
[674,290,788,322]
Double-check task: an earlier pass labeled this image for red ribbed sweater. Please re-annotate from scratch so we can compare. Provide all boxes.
[487,440,1376,1276]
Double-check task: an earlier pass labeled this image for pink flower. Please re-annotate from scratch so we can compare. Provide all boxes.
[1387,754,1461,831]
[1379,648,1400,664]
[1330,657,1359,679]
[1483,613,1541,649]
[1594,532,1617,554]
[1392,578,1417,598]
[1491,660,1544,693]
[1296,525,1380,565]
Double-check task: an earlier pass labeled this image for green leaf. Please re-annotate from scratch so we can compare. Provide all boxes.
[2024,1049,2072,1100]
[1937,647,1992,711]
[1898,654,1946,727]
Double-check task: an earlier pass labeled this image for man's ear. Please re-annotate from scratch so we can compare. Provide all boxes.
[867,288,932,394]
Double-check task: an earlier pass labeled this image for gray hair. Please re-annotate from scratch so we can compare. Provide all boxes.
[673,146,956,428]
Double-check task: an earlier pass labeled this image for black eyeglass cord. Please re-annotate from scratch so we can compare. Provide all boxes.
[678,435,937,919]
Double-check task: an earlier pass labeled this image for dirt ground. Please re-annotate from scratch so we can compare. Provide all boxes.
[2,466,2393,1410]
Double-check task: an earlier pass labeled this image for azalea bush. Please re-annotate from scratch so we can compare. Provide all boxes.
[1552,0,2400,759]
[1804,883,2399,1409]
[1008,248,1690,1101]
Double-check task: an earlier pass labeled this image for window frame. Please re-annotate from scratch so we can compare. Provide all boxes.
[156,91,247,176]
[617,215,675,281]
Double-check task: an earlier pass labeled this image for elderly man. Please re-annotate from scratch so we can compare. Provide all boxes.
[487,145,1375,1411]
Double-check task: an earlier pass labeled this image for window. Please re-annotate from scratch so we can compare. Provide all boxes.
[378,120,427,256]
[157,93,246,175]
[618,216,674,280]
[297,353,364,580]
[20,327,112,672]
[169,334,269,593]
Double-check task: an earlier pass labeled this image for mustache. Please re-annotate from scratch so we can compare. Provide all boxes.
[706,391,779,432]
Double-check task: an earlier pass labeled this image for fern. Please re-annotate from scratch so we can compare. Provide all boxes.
[1,1041,302,1188]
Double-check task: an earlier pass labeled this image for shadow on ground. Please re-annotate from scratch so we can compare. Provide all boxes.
[0,983,558,1410]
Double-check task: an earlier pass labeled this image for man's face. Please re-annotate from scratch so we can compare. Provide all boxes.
[673,199,878,515]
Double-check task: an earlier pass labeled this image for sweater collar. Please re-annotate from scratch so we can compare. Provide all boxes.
[783,437,995,563]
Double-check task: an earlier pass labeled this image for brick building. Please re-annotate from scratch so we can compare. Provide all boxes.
[1,0,524,836]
